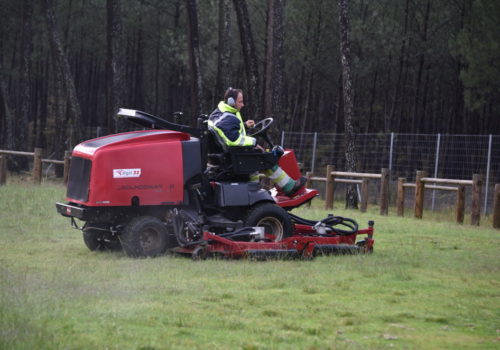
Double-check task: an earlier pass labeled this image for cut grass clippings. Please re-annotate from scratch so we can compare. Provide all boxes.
[0,180,499,349]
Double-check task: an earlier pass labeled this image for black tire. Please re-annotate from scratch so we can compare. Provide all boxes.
[120,216,169,258]
[192,246,208,260]
[244,202,293,241]
[82,223,121,252]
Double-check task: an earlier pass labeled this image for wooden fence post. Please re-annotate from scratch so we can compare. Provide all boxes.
[396,177,405,216]
[379,168,390,215]
[471,174,482,226]
[456,184,465,224]
[414,170,427,219]
[0,155,6,185]
[305,171,312,188]
[33,148,43,184]
[325,165,335,210]
[360,178,368,212]
[493,184,500,229]
[63,151,71,185]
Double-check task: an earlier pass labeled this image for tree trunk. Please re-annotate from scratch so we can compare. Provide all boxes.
[422,64,431,132]
[263,0,285,135]
[133,28,145,110]
[167,1,184,115]
[367,60,378,133]
[216,0,232,100]
[299,1,322,152]
[339,0,358,209]
[154,35,160,114]
[388,0,409,132]
[233,0,260,119]
[411,0,430,134]
[106,0,125,132]
[383,54,392,132]
[290,6,313,133]
[43,0,82,144]
[17,0,33,151]
[47,53,67,170]
[0,57,14,150]
[39,58,50,147]
[186,0,203,120]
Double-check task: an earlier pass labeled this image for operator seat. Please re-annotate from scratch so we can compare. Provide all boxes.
[206,127,278,181]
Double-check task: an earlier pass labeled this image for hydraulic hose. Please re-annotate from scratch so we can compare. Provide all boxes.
[288,212,358,235]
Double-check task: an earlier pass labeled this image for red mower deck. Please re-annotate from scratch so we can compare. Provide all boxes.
[172,220,374,260]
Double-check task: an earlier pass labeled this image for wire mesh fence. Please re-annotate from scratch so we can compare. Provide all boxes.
[282,132,500,214]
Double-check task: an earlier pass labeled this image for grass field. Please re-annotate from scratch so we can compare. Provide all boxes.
[0,181,499,349]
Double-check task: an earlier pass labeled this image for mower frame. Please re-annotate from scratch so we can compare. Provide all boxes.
[173,223,374,260]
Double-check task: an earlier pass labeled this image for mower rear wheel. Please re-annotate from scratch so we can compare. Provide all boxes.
[244,202,293,241]
[82,223,121,252]
[120,216,169,258]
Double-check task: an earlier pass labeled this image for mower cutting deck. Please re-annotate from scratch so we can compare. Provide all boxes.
[172,213,374,260]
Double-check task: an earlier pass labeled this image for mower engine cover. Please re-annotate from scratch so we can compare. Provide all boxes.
[65,130,201,207]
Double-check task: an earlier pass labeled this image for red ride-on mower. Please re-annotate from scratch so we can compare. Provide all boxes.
[56,109,374,259]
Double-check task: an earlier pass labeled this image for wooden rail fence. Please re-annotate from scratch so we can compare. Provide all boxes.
[306,167,499,229]
[306,166,390,215]
[397,170,484,226]
[0,148,71,185]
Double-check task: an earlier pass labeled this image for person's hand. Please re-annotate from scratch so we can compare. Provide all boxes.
[255,144,265,152]
[245,120,255,128]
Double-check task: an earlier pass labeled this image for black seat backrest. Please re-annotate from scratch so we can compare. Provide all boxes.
[207,127,228,154]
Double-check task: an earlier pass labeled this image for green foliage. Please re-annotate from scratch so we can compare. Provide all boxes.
[1,0,499,152]
[456,0,500,111]
[1,182,499,349]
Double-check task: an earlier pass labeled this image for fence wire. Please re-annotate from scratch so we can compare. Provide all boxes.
[283,132,499,214]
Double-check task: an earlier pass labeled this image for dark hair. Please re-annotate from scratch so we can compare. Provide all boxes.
[224,87,243,102]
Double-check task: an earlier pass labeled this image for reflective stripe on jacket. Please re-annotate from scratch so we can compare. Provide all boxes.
[208,101,256,147]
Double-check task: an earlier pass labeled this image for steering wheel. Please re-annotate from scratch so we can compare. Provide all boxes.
[247,117,274,137]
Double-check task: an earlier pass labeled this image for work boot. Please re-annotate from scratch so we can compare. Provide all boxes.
[286,176,307,197]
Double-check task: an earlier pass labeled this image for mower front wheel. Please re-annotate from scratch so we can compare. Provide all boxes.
[120,216,170,258]
[244,202,293,241]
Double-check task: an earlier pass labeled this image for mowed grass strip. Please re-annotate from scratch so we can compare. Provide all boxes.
[0,181,499,349]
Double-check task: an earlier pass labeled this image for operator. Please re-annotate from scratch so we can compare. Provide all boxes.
[208,87,306,197]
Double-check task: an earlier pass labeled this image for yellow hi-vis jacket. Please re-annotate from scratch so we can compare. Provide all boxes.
[208,101,256,147]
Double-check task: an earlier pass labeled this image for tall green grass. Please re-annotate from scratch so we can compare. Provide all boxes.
[1,180,499,349]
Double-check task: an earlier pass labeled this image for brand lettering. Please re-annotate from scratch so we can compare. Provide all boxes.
[113,168,141,178]
[118,184,166,191]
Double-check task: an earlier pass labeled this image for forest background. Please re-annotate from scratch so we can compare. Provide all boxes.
[0,0,499,163]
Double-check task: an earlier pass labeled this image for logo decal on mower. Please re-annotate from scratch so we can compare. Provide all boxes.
[113,168,141,178]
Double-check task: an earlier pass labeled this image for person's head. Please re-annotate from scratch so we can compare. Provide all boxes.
[224,87,244,111]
